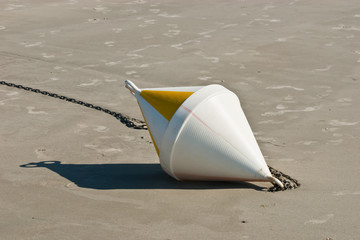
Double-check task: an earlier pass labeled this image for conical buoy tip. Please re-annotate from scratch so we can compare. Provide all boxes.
[125,80,141,95]
[267,176,284,189]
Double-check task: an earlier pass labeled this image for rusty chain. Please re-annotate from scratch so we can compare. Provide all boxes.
[268,166,301,192]
[0,80,147,130]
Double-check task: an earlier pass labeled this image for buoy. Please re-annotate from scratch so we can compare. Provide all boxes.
[125,80,283,188]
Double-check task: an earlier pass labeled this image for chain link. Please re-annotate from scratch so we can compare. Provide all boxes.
[267,165,301,192]
[0,80,147,130]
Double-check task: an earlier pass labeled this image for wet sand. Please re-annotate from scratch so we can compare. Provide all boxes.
[1,0,359,239]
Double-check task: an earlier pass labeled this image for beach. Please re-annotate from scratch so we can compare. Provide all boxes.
[1,0,359,239]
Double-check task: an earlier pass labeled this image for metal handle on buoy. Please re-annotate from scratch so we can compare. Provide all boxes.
[125,80,141,96]
[267,176,284,189]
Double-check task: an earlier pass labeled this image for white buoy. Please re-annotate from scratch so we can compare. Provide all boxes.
[125,80,283,188]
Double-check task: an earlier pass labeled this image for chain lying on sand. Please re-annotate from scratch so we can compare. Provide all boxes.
[1,80,300,191]
[267,166,301,192]
[0,80,147,130]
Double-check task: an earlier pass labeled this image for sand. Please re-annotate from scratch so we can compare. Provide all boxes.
[1,0,359,239]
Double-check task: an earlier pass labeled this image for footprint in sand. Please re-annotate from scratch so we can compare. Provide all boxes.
[78,79,100,86]
[314,65,332,72]
[27,106,48,115]
[84,144,122,155]
[126,71,137,76]
[104,41,115,47]
[266,85,304,91]
[93,126,109,133]
[20,41,43,48]
[304,214,334,224]
[0,97,19,106]
[74,123,89,135]
[112,28,122,33]
[35,148,48,160]
[198,76,212,81]
[327,139,344,145]
[261,106,320,117]
[332,190,360,196]
[329,120,359,126]
[0,89,19,96]
[41,53,55,59]
[5,4,25,11]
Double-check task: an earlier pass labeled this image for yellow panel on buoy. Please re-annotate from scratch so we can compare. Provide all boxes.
[140,90,194,121]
